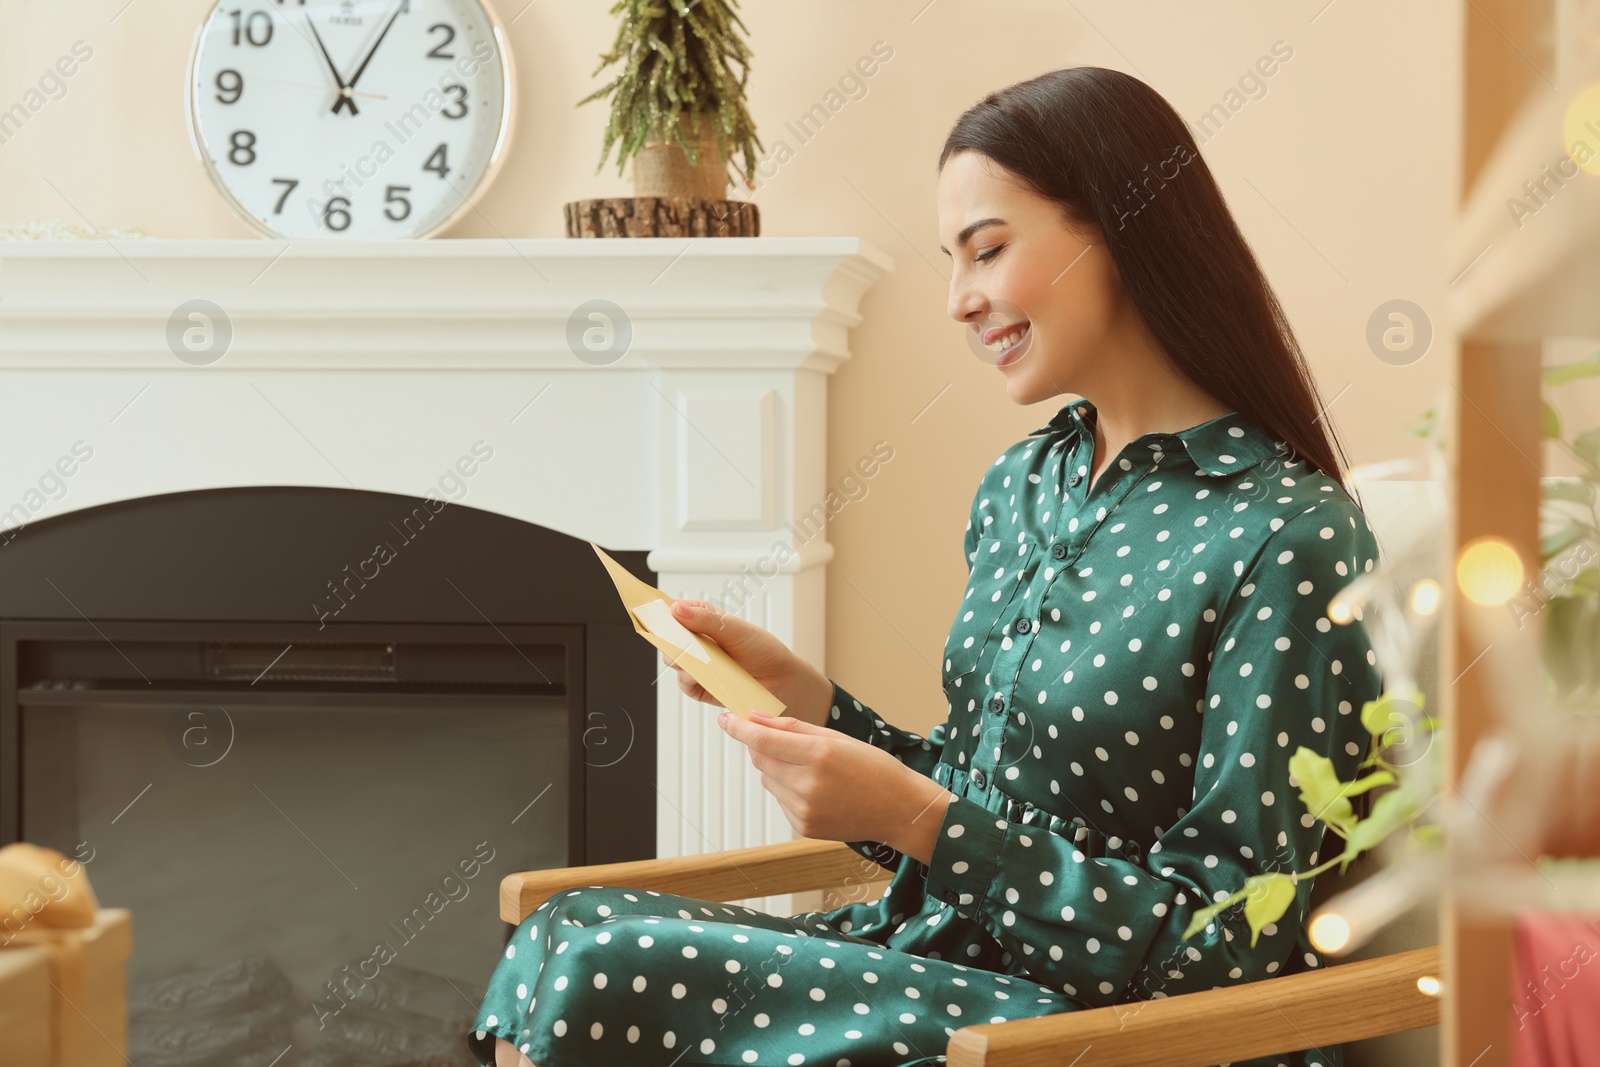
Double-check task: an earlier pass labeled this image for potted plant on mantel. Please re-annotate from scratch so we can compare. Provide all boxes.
[567,0,764,238]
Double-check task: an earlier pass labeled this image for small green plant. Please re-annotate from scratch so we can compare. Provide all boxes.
[1182,687,1439,945]
[1414,349,1600,704]
[577,0,765,191]
[1531,350,1600,705]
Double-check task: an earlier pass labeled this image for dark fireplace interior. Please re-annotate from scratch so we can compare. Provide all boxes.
[0,486,657,1067]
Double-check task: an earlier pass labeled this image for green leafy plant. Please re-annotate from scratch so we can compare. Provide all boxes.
[577,0,764,191]
[1416,350,1600,704]
[1182,687,1438,946]
[1531,350,1600,706]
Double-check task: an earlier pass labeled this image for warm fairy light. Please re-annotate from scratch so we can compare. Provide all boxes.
[1410,579,1440,616]
[1562,82,1600,177]
[1417,975,1442,996]
[1456,537,1523,606]
[1308,912,1350,954]
[1327,597,1354,625]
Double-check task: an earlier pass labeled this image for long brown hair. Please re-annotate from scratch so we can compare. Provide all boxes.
[939,67,1361,504]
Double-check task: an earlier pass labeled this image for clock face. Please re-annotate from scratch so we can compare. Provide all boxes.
[186,0,512,239]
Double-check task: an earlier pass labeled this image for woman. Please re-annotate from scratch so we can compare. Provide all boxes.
[469,65,1381,1067]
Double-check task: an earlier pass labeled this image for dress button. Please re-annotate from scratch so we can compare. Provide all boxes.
[1051,542,1069,561]
[1068,471,1082,487]
[987,696,1005,715]
[943,888,959,904]
[1015,618,1031,634]
[972,769,987,789]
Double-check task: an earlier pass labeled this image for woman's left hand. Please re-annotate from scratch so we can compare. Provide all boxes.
[717,709,951,854]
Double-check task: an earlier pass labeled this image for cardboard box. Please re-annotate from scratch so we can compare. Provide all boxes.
[2,908,132,1067]
[0,944,53,1067]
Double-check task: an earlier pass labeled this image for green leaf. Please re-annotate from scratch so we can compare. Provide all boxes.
[1289,747,1356,831]
[1361,689,1427,753]
[1405,407,1436,439]
[1183,874,1303,946]
[1182,887,1248,941]
[1341,771,1396,797]
[1359,695,1388,736]
[1543,399,1563,440]
[1542,478,1597,506]
[1409,824,1444,849]
[1574,428,1600,475]
[1565,567,1600,599]
[1343,787,1423,870]
[1241,873,1299,947]
[1542,522,1591,560]
[1542,350,1600,386]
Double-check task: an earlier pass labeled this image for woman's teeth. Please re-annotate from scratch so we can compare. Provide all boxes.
[986,323,1030,353]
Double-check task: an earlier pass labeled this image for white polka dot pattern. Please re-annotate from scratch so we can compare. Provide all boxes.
[464,400,1378,1067]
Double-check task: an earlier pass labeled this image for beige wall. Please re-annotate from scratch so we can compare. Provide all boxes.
[0,0,1459,739]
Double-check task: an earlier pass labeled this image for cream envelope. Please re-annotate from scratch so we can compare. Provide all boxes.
[591,542,786,719]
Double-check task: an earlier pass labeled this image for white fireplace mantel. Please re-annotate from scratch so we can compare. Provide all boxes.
[0,236,895,913]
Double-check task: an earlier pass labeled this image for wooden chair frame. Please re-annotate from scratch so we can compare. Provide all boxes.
[500,839,1440,1066]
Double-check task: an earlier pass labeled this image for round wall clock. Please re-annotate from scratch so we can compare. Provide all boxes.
[185,0,514,239]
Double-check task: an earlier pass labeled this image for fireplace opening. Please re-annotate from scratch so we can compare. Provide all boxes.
[1,486,657,1067]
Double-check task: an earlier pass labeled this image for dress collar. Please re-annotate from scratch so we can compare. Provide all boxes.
[1026,397,1288,478]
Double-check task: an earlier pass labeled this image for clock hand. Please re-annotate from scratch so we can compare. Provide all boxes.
[306,14,361,117]
[343,0,406,94]
[253,75,388,100]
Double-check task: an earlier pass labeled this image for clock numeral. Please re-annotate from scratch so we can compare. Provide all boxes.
[441,83,468,120]
[215,69,244,104]
[426,23,456,60]
[228,9,274,47]
[324,197,352,232]
[384,186,412,221]
[228,130,257,166]
[271,178,299,215]
[423,143,450,179]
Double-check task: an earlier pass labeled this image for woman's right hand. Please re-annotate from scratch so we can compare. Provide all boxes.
[659,599,831,727]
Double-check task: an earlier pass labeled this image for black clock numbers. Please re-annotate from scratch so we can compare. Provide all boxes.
[228,130,257,165]
[323,197,352,231]
[424,143,450,179]
[441,83,467,119]
[215,69,243,104]
[270,179,298,214]
[228,9,273,47]
[426,24,455,60]
[204,2,492,232]
[385,186,412,221]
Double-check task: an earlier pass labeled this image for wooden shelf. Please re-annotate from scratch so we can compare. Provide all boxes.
[1451,78,1600,342]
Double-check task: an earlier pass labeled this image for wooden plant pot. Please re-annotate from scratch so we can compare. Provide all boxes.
[565,111,760,238]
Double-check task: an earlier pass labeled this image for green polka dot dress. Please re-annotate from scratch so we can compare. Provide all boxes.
[466,399,1383,1067]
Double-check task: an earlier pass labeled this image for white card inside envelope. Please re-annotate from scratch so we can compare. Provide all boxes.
[631,599,712,662]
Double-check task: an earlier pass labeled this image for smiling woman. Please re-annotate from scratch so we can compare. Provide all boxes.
[468,66,1378,1067]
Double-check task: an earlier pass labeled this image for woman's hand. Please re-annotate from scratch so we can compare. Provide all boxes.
[660,600,832,727]
[717,708,953,862]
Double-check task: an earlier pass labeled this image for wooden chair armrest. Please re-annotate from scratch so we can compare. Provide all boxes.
[500,839,889,923]
[944,945,1441,1067]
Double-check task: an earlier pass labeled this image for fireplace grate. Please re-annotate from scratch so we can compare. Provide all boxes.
[205,641,395,682]
[17,638,568,693]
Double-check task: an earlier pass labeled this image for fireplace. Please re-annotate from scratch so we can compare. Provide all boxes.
[0,235,891,1060]
[1,484,658,1064]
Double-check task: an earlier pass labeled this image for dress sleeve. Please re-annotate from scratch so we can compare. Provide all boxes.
[921,503,1383,1004]
[825,680,947,872]
[822,487,979,870]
